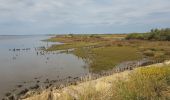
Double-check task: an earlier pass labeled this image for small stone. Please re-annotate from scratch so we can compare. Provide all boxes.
[17,85,23,88]
[36,80,40,83]
[18,88,29,95]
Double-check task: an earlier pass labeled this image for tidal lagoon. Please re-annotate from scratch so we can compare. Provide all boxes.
[0,35,89,98]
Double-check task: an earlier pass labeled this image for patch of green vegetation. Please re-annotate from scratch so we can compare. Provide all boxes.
[126,33,145,40]
[44,37,61,42]
[73,46,142,72]
[126,28,170,41]
[46,42,102,51]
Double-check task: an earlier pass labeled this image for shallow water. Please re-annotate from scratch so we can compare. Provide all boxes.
[0,35,89,98]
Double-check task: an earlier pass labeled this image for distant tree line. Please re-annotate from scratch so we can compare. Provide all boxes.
[126,28,170,41]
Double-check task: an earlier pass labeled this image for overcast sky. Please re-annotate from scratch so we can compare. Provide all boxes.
[0,0,170,35]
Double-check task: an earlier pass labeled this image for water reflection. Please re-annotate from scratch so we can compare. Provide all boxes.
[0,35,89,99]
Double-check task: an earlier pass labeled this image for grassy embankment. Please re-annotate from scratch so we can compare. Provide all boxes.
[23,61,170,100]
[45,34,170,72]
[66,64,170,100]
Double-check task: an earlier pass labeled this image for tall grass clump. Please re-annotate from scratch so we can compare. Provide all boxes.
[112,66,170,100]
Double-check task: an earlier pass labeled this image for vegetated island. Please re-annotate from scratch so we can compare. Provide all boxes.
[4,28,170,100]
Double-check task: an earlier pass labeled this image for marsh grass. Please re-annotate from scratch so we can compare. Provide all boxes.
[60,66,170,100]
[45,35,170,72]
[73,46,142,72]
[46,42,101,51]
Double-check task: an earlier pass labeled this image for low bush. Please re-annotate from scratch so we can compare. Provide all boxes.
[126,28,170,41]
[126,33,144,40]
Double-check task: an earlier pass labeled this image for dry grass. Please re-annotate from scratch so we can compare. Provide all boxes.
[112,66,170,100]
[22,62,170,100]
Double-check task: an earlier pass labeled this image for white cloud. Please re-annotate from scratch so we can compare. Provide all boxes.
[0,0,170,34]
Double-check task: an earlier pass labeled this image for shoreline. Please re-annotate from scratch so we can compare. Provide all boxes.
[19,60,170,100]
[2,58,169,100]
[2,34,170,99]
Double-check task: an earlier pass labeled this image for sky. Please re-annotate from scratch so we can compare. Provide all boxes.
[0,0,170,35]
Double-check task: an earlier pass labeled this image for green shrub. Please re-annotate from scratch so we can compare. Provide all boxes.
[126,28,170,41]
[126,33,144,40]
